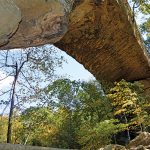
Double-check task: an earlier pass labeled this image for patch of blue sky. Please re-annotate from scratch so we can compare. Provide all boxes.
[53,46,95,81]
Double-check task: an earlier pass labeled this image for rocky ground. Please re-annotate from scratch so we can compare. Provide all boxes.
[0,144,77,150]
[100,132,150,150]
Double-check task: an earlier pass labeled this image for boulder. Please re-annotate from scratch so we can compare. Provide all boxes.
[103,144,126,150]
[127,132,150,149]
[0,143,77,150]
[129,145,147,150]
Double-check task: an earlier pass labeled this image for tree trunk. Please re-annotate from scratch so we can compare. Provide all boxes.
[124,114,131,143]
[7,76,17,143]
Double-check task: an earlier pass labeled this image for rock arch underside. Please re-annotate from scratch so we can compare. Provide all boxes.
[0,0,150,96]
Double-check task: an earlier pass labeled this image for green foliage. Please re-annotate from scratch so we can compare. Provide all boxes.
[0,116,7,143]
[45,78,81,110]
[107,79,148,131]
[140,18,150,49]
[51,107,80,149]
[78,119,126,150]
[0,78,148,149]
[138,0,150,14]
[77,80,112,123]
[11,106,80,148]
[131,0,150,50]
[14,107,57,146]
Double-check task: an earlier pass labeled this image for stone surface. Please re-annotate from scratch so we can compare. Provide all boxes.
[98,133,150,150]
[103,144,126,150]
[55,0,150,82]
[0,0,21,46]
[129,145,147,150]
[0,0,72,49]
[127,132,150,149]
[0,144,77,150]
[0,0,149,82]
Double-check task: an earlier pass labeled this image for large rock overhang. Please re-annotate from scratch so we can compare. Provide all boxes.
[0,0,149,82]
[55,0,150,82]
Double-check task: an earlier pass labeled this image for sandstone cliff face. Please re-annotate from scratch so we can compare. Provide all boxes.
[0,0,149,83]
[0,0,72,49]
[0,0,21,46]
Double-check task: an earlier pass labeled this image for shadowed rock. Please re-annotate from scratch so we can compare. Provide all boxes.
[127,132,150,149]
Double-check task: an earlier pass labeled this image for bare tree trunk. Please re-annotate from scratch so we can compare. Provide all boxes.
[7,75,17,143]
[113,135,117,144]
[6,51,30,143]
[7,100,14,143]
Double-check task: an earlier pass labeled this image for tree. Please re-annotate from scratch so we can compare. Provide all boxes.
[1,78,148,149]
[12,106,80,148]
[50,107,81,149]
[42,79,83,149]
[0,49,31,143]
[131,0,150,50]
[0,45,64,143]
[16,107,57,146]
[77,80,111,123]
[41,78,82,110]
[107,79,148,143]
[44,79,126,149]
[0,116,8,143]
[75,81,126,149]
[78,119,126,150]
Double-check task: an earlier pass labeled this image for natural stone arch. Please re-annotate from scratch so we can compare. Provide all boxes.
[0,0,149,94]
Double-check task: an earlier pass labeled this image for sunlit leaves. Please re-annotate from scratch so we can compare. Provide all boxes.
[107,79,148,130]
[0,116,8,142]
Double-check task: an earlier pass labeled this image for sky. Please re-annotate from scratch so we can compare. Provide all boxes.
[0,71,14,90]
[0,46,95,90]
[0,46,95,114]
[55,47,95,81]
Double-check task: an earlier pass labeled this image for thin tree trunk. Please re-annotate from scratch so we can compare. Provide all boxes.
[7,79,17,143]
[7,98,14,143]
[113,135,117,144]
[6,53,29,143]
[124,114,130,143]
[24,134,30,145]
